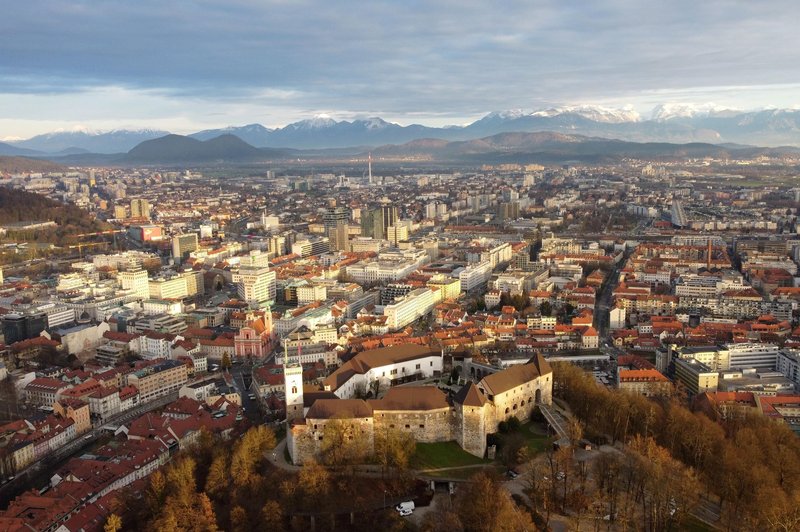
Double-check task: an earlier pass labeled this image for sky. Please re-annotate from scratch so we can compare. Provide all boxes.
[1,0,800,139]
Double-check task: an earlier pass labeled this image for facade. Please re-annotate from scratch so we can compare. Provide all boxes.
[618,369,673,397]
[322,344,443,399]
[232,265,277,306]
[127,360,188,402]
[119,269,150,299]
[172,233,199,262]
[289,353,553,464]
[383,288,437,331]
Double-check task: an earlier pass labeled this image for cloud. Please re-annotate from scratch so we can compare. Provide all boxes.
[1,0,800,136]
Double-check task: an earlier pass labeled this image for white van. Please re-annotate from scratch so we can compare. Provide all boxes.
[395,501,415,513]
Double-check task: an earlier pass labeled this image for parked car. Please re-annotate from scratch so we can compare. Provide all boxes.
[398,509,413,517]
[395,501,415,513]
[507,469,519,479]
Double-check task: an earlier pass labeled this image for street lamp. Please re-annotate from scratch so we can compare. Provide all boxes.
[384,490,387,509]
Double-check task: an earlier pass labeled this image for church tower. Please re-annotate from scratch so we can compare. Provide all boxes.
[284,342,304,423]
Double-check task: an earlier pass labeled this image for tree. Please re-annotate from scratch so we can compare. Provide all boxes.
[298,459,330,502]
[204,454,229,500]
[261,500,285,531]
[104,514,122,532]
[221,352,232,371]
[456,471,535,532]
[539,301,552,317]
[320,415,371,469]
[374,426,416,476]
[420,498,464,532]
[230,505,249,532]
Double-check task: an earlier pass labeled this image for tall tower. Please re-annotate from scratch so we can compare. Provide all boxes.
[284,343,304,423]
[368,152,373,186]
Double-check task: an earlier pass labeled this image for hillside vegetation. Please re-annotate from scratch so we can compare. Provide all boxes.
[0,156,65,174]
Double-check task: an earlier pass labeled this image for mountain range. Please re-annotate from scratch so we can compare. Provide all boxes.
[3,106,800,154]
[6,130,793,168]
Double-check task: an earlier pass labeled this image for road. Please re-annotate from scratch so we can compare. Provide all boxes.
[593,249,631,347]
[228,363,262,423]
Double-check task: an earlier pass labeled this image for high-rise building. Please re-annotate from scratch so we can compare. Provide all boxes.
[323,206,351,251]
[130,199,151,219]
[113,205,127,220]
[172,233,198,263]
[387,220,411,245]
[380,202,398,237]
[232,266,277,307]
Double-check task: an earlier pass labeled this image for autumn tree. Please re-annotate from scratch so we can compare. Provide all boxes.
[261,500,285,531]
[320,415,371,469]
[298,459,330,503]
[456,471,535,532]
[419,498,464,532]
[374,426,415,477]
[103,514,122,532]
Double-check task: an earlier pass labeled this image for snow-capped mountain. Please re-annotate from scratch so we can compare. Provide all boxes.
[10,128,169,154]
[530,105,641,123]
[651,103,741,121]
[285,115,338,131]
[10,104,800,155]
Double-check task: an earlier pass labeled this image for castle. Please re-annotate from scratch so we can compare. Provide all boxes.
[286,344,553,464]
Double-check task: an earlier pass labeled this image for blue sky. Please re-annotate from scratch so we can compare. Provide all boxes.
[1,0,799,138]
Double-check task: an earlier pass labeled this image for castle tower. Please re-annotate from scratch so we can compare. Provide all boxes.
[284,342,304,423]
[453,382,489,458]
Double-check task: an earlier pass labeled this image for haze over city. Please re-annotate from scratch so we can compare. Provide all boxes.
[2,0,800,137]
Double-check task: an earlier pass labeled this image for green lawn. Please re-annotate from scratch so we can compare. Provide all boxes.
[411,441,488,470]
[519,421,553,454]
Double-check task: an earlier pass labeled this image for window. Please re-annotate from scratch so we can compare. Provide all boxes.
[430,362,433,366]
[390,369,398,375]
[415,364,421,370]
[291,386,297,394]
[419,424,424,429]
[313,424,317,430]
[405,424,410,429]
[389,424,395,428]
[318,435,323,441]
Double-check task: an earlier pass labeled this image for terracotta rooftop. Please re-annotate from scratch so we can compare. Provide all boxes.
[305,399,372,420]
[369,386,449,411]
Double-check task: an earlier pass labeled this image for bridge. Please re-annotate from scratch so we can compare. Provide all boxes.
[539,403,569,442]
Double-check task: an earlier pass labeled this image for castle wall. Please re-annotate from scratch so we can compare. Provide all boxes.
[373,407,452,443]
[484,374,552,433]
[288,416,374,465]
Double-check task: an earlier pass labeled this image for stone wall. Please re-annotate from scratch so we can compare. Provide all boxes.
[288,416,375,465]
[455,403,487,458]
[373,407,453,443]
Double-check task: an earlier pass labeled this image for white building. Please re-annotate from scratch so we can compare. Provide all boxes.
[232,265,277,306]
[725,343,779,370]
[322,344,443,398]
[383,288,437,331]
[459,261,493,291]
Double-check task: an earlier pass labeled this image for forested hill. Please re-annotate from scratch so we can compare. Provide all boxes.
[0,187,110,238]
[0,156,65,174]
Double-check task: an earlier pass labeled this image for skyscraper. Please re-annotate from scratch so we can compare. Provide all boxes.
[323,206,351,251]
